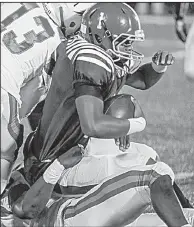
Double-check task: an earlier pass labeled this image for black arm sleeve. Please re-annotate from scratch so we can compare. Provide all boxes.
[74,83,103,100]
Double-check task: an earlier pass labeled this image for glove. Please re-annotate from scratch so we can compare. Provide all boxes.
[152,51,175,66]
[175,19,188,43]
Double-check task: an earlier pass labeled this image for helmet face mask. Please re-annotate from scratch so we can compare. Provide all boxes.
[80,3,145,74]
[109,32,145,73]
[102,32,144,76]
[112,32,144,60]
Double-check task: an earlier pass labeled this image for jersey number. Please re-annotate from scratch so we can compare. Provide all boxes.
[1,3,55,54]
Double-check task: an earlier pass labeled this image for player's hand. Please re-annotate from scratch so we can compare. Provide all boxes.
[130,96,145,119]
[114,96,145,151]
[115,135,130,152]
[57,145,82,169]
[152,51,175,66]
[175,19,188,43]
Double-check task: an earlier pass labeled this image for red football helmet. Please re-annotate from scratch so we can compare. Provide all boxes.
[80,3,145,74]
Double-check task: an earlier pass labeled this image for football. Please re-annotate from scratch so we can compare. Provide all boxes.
[104,94,135,119]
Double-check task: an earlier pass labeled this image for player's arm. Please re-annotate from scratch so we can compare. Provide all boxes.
[12,146,82,219]
[12,175,56,219]
[125,51,175,90]
[74,61,146,139]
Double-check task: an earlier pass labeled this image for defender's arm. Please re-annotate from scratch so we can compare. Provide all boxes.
[12,146,82,219]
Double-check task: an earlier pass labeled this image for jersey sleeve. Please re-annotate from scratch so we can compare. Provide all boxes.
[72,49,115,99]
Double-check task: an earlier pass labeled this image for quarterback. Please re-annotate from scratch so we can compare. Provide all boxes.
[1,2,95,194]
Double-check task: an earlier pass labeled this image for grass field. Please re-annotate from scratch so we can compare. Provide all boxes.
[121,16,194,205]
[17,16,194,207]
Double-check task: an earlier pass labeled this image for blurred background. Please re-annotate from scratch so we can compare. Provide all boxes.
[121,2,194,207]
[127,2,194,15]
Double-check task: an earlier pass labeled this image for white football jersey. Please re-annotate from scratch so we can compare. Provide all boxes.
[1,3,62,105]
[1,3,95,105]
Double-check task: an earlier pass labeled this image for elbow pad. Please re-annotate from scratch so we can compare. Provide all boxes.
[127,117,146,135]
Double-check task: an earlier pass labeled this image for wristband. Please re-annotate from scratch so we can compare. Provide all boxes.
[43,159,65,185]
[127,117,146,135]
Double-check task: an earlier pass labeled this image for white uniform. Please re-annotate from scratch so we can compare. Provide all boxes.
[0,3,63,195]
[1,2,95,109]
[0,140,193,227]
[51,140,175,227]
[0,2,96,195]
[59,140,160,190]
[1,3,61,108]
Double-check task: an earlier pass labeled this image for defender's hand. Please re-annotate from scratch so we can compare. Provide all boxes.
[152,51,175,66]
[175,19,188,43]
[58,146,82,169]
[115,135,130,152]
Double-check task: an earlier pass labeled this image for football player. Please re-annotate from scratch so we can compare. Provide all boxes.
[1,147,193,227]
[174,3,194,81]
[23,2,174,183]
[9,95,193,227]
[21,2,194,211]
[1,2,95,194]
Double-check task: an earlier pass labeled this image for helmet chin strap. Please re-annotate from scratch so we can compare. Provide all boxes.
[88,19,113,47]
[101,20,113,42]
[101,20,115,52]
[88,26,94,43]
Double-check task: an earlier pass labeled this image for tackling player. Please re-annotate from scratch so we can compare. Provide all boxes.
[8,95,193,227]
[1,2,95,194]
[1,145,193,227]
